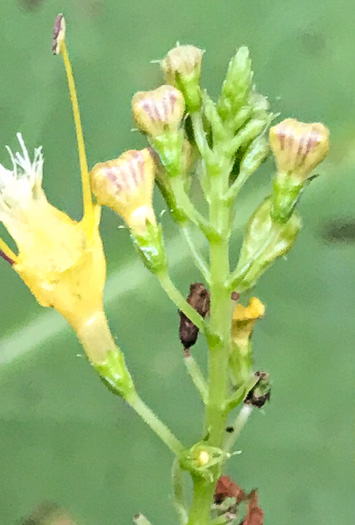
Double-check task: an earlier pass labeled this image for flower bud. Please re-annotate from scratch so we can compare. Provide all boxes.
[270,118,329,180]
[218,46,252,122]
[234,198,301,291]
[161,45,203,112]
[132,85,185,137]
[270,119,329,223]
[91,149,156,234]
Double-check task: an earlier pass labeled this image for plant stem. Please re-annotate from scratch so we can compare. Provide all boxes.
[170,176,215,239]
[184,352,209,404]
[223,404,253,454]
[182,226,210,283]
[127,392,184,456]
[187,477,216,525]
[191,112,211,157]
[157,271,206,332]
[172,458,189,525]
[187,163,232,524]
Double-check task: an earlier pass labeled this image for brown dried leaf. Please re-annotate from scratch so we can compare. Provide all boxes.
[214,475,247,505]
[242,490,264,525]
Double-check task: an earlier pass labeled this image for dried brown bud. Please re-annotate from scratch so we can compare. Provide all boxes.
[242,490,264,525]
[179,282,210,349]
[244,371,271,408]
[52,13,66,55]
[214,475,247,505]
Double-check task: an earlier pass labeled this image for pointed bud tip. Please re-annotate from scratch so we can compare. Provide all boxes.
[52,13,66,55]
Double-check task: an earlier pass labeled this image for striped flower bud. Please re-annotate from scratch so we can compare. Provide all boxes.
[270,119,329,223]
[161,45,203,112]
[91,149,156,234]
[132,85,185,137]
[270,118,329,181]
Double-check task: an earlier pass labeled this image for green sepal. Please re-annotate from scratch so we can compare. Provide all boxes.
[151,130,184,178]
[155,177,188,223]
[271,171,307,224]
[177,75,202,113]
[132,222,168,274]
[235,197,302,290]
[93,349,135,399]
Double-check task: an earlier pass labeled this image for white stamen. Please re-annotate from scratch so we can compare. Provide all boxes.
[0,133,44,219]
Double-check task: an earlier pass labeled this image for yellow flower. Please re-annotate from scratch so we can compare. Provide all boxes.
[0,134,106,357]
[270,118,329,181]
[91,148,156,234]
[232,297,265,348]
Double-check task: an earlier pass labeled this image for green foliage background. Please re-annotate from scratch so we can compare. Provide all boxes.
[0,0,354,523]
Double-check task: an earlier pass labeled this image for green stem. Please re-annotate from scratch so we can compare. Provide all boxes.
[191,111,211,157]
[187,477,215,525]
[223,404,253,454]
[182,226,210,283]
[170,176,216,239]
[172,458,189,525]
[157,271,206,332]
[184,352,209,404]
[127,392,184,456]
[187,162,232,524]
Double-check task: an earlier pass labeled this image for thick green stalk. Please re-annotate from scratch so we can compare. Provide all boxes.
[187,160,232,525]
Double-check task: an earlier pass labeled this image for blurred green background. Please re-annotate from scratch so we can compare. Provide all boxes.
[0,0,355,523]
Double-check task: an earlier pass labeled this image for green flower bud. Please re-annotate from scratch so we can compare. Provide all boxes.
[235,198,301,290]
[218,46,252,122]
[161,45,204,112]
[239,134,270,178]
[270,119,330,223]
[94,349,135,399]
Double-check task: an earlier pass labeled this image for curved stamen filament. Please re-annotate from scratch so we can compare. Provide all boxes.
[59,39,94,232]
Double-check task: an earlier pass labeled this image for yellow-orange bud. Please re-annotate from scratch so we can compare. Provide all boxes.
[132,85,185,137]
[270,118,329,180]
[91,149,156,234]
